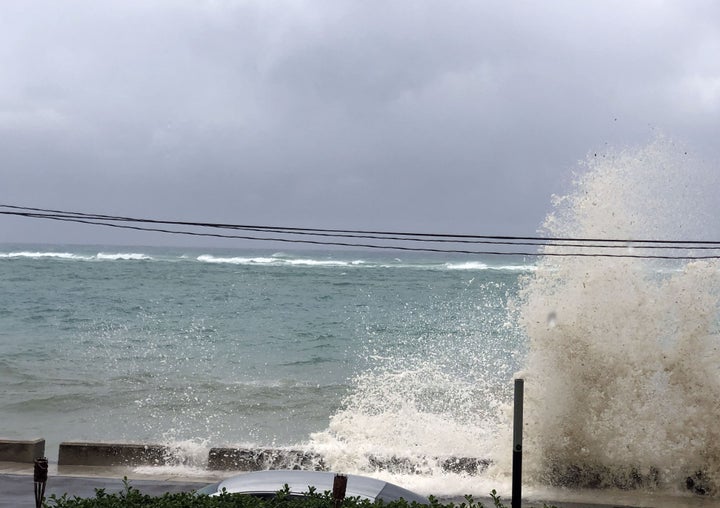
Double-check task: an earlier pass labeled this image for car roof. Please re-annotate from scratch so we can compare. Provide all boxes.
[215,470,427,503]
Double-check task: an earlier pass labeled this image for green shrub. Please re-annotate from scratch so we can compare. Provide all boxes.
[44,478,556,508]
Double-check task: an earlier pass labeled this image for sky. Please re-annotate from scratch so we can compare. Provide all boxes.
[1,0,719,248]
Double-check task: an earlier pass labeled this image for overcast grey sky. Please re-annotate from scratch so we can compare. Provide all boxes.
[2,0,719,247]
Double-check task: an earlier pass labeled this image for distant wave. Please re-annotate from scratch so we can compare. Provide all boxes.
[96,253,152,261]
[493,264,538,272]
[195,254,537,272]
[197,254,360,267]
[445,261,489,270]
[197,255,279,265]
[0,248,535,271]
[0,251,152,261]
[445,261,536,272]
[0,251,93,260]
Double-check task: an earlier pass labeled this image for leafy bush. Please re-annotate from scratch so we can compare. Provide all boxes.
[44,478,555,508]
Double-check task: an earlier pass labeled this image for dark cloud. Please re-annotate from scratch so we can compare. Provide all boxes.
[1,0,719,246]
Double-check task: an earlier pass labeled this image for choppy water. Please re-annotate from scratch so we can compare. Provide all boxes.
[2,139,720,505]
[0,247,526,471]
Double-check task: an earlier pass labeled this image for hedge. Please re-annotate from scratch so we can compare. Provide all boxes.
[42,478,557,508]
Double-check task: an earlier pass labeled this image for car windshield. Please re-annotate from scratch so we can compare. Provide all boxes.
[195,482,221,496]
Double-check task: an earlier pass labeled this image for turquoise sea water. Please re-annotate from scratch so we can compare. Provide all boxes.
[0,245,528,471]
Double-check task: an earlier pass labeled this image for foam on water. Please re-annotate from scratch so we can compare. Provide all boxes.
[444,261,536,272]
[96,252,153,261]
[0,250,152,261]
[445,261,489,270]
[514,138,720,492]
[0,251,92,260]
[197,254,279,264]
[197,254,355,267]
[308,268,522,495]
[308,361,511,496]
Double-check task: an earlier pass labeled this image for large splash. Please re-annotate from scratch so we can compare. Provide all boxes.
[516,138,720,492]
[309,138,720,498]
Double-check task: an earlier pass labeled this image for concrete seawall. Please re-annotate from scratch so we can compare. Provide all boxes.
[208,447,326,471]
[0,439,45,463]
[58,442,170,467]
[0,439,706,499]
[0,439,486,475]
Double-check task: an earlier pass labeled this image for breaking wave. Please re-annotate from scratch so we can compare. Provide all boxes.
[310,138,720,499]
[515,138,720,492]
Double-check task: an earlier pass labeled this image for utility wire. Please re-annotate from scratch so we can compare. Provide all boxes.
[8,212,720,260]
[2,204,720,259]
[3,203,720,246]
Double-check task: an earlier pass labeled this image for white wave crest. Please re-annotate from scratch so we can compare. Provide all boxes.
[197,255,280,265]
[197,254,354,267]
[0,250,154,261]
[445,261,489,270]
[0,251,93,260]
[96,253,152,261]
[445,261,537,272]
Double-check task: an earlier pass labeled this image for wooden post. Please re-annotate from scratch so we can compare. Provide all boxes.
[333,474,347,508]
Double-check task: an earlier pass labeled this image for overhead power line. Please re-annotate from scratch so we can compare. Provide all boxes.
[2,204,720,260]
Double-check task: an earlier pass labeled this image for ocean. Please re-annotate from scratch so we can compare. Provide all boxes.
[2,139,720,504]
[0,247,526,481]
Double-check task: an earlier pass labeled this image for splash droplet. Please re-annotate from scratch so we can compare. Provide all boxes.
[546,311,557,328]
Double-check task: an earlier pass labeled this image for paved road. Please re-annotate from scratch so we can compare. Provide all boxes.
[0,474,207,507]
[1,467,716,508]
[0,460,219,507]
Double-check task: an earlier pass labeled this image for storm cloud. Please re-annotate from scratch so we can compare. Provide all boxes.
[2,0,719,246]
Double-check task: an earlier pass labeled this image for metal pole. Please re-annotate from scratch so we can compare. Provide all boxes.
[34,457,48,508]
[512,378,524,508]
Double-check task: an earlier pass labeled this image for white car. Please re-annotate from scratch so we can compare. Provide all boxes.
[196,470,428,504]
